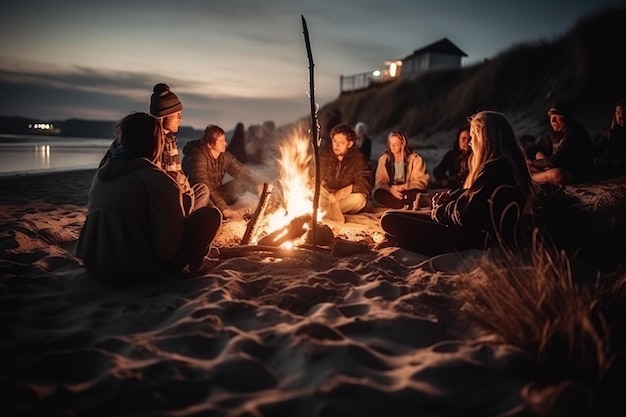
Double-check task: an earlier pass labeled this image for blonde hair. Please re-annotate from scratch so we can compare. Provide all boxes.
[387,130,410,158]
[464,111,531,195]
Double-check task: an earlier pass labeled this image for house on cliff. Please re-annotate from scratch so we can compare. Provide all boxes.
[340,37,467,92]
[399,38,467,79]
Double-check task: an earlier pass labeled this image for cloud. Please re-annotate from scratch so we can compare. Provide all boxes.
[0,63,311,129]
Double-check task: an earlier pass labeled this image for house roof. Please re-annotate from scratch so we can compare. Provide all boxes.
[404,38,468,59]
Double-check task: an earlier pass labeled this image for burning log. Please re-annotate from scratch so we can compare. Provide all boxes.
[217,244,330,260]
[241,183,274,245]
[258,214,312,247]
[306,222,334,246]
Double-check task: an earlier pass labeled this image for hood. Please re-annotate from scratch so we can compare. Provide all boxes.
[97,158,156,181]
[344,144,365,160]
[182,139,205,155]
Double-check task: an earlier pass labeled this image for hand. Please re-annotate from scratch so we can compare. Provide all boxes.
[432,189,452,206]
[390,185,404,200]
[222,208,251,220]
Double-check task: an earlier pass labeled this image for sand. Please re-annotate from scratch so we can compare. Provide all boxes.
[1,168,624,417]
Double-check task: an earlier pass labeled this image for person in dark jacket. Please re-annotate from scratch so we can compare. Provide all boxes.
[527,100,593,185]
[228,122,248,164]
[77,112,222,281]
[317,123,374,222]
[379,111,533,255]
[182,124,265,220]
[354,121,372,161]
[593,99,626,178]
[432,126,471,189]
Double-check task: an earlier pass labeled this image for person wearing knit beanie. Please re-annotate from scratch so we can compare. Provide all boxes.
[148,82,210,215]
[150,83,183,118]
[527,99,593,185]
[98,82,209,217]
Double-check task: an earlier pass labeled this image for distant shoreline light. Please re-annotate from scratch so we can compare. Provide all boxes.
[27,123,61,135]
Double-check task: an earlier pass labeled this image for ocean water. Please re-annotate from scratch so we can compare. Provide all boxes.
[0,133,448,179]
[0,134,113,176]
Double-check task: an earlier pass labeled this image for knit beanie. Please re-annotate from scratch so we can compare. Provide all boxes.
[547,100,571,118]
[149,83,183,117]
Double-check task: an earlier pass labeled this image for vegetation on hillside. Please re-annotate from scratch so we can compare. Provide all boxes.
[313,5,626,145]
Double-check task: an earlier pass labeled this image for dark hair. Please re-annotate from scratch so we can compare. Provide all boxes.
[200,124,225,146]
[329,122,356,143]
[546,99,572,119]
[115,112,163,161]
[453,126,470,151]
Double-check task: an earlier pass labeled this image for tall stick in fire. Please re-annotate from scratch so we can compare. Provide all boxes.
[301,15,321,247]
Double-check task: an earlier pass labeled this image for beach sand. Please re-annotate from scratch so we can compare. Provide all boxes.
[1,168,624,417]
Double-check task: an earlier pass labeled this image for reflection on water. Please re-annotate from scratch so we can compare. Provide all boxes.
[35,144,51,169]
[0,134,449,178]
[0,134,112,176]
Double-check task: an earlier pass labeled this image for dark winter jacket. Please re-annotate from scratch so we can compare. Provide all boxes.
[532,121,593,183]
[433,149,470,186]
[318,145,374,196]
[77,157,185,281]
[182,139,262,212]
[432,158,528,245]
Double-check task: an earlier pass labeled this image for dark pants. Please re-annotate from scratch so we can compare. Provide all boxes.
[374,188,423,209]
[380,209,487,256]
[167,206,223,272]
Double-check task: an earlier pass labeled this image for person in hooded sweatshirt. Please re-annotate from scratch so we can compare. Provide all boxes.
[77,112,222,282]
[182,124,266,220]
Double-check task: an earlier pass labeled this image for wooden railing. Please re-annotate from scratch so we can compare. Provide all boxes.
[340,72,373,93]
[340,71,398,93]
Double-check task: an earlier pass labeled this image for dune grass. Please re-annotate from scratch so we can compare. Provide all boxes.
[445,174,626,415]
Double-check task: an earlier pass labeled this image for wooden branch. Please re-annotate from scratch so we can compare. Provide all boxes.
[241,182,273,245]
[258,214,312,247]
[302,15,321,249]
[217,244,328,260]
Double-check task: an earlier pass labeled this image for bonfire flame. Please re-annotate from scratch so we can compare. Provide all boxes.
[256,133,322,247]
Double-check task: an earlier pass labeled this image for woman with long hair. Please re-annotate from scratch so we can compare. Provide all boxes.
[373,130,430,209]
[432,126,471,189]
[380,111,533,255]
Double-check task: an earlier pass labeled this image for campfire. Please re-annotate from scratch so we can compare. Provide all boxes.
[217,17,373,260]
[241,133,324,248]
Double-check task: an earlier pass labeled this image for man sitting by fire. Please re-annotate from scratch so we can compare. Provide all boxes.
[182,124,267,220]
[316,122,374,223]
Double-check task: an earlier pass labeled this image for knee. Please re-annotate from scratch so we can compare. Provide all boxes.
[191,206,223,228]
[193,183,210,205]
[343,193,367,214]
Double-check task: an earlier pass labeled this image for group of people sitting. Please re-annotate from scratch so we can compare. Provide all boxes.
[76,84,626,282]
